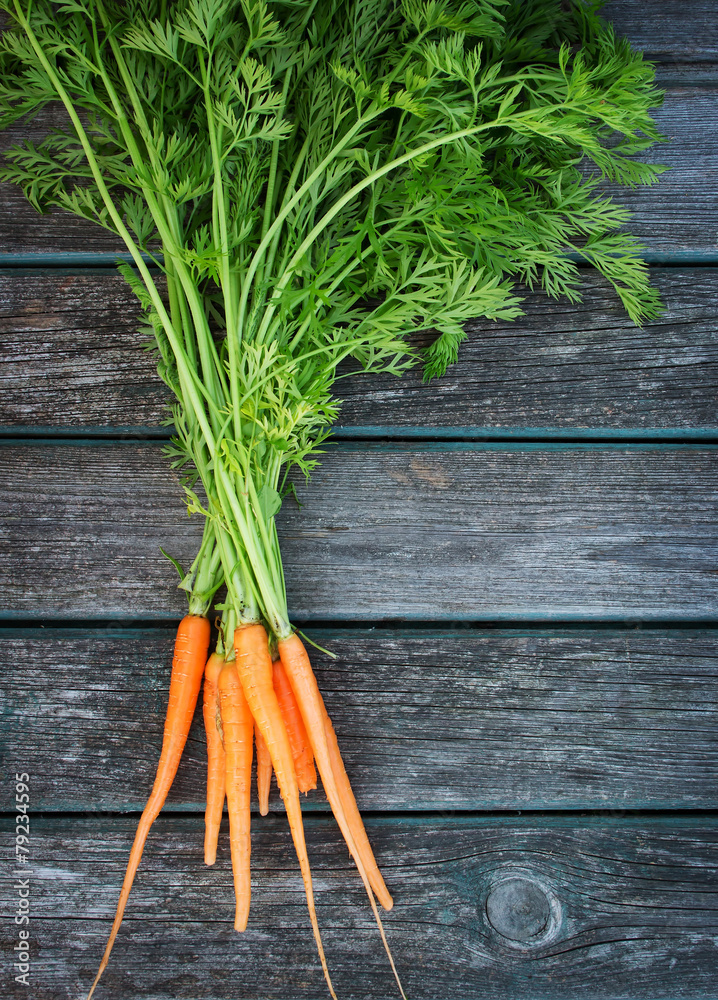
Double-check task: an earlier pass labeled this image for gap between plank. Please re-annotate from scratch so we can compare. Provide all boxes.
[1,618,717,630]
[1,431,717,446]
[3,249,718,267]
[1,807,716,822]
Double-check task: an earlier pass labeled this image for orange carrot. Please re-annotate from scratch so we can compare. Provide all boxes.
[277,633,405,999]
[277,633,392,907]
[273,658,317,794]
[255,723,272,816]
[217,661,254,932]
[87,614,210,1000]
[203,651,226,865]
[234,624,336,1000]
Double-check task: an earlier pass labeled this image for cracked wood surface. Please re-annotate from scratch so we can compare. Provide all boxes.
[2,814,716,1000]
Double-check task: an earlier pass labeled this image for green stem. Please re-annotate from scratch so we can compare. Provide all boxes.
[255,109,554,342]
[250,131,311,323]
[212,460,289,636]
[198,49,241,441]
[236,108,382,348]
[187,520,222,616]
[260,68,292,247]
[91,3,227,416]
[12,0,217,454]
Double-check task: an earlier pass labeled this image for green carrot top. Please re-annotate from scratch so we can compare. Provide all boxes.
[0,0,665,630]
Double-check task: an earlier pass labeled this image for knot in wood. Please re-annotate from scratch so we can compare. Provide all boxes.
[485,876,551,943]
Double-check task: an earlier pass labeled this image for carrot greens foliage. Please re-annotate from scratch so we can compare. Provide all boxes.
[0,0,665,994]
[0,2,664,616]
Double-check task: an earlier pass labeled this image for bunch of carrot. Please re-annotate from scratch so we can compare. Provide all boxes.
[87,603,402,1000]
[0,0,665,995]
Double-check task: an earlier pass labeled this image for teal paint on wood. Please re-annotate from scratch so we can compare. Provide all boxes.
[4,425,718,442]
[3,248,718,267]
[0,252,156,266]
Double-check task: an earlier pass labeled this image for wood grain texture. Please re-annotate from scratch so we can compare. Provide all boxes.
[2,627,717,812]
[2,269,718,433]
[0,442,199,617]
[337,269,718,434]
[1,442,716,620]
[1,85,717,257]
[597,87,718,255]
[605,1,718,64]
[2,813,716,1000]
[0,102,128,257]
[0,270,168,429]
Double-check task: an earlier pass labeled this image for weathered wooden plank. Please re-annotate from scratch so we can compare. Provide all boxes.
[0,100,128,257]
[2,628,717,812]
[0,271,167,429]
[596,86,718,255]
[605,1,718,64]
[3,269,716,433]
[0,442,716,620]
[2,813,716,999]
[0,85,716,257]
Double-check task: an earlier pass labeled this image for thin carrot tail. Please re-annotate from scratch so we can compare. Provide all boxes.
[278,633,406,1000]
[281,770,338,1000]
[277,633,392,905]
[218,662,253,933]
[234,624,337,1000]
[255,723,273,816]
[86,773,174,999]
[322,708,393,908]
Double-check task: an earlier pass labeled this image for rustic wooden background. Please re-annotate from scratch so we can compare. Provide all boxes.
[1,3,717,998]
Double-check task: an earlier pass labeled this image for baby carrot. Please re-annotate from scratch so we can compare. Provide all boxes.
[203,651,226,865]
[321,701,392,907]
[87,614,210,1000]
[255,723,272,816]
[277,633,392,906]
[218,661,254,932]
[277,633,405,999]
[273,658,317,794]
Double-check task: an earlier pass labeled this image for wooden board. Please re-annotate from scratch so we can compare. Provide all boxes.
[3,813,717,1000]
[2,4,717,998]
[605,0,718,64]
[2,627,717,812]
[1,442,715,620]
[0,270,167,430]
[1,84,718,258]
[2,268,717,434]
